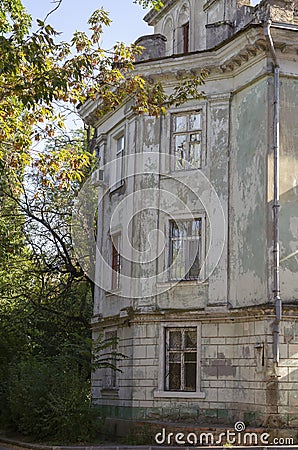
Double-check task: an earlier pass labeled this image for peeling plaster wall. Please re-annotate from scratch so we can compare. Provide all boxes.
[230,78,269,306]
[92,313,288,426]
[279,78,298,301]
[277,318,298,427]
[86,13,298,429]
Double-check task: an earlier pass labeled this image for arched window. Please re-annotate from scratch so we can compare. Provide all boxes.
[177,3,190,53]
[162,16,174,56]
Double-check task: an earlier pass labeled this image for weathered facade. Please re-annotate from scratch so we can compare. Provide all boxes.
[79,0,298,433]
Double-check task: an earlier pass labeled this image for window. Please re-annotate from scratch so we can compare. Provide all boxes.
[154,322,205,399]
[166,327,197,391]
[172,111,202,170]
[163,16,174,56]
[169,218,202,281]
[116,135,124,185]
[110,133,125,191]
[177,4,190,54]
[182,22,189,53]
[103,330,117,389]
[111,233,121,290]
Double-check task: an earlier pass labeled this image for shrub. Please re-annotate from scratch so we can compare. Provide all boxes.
[6,358,100,443]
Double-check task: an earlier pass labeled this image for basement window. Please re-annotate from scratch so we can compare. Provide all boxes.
[166,327,197,391]
[154,322,205,399]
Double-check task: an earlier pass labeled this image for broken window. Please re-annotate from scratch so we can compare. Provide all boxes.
[172,111,202,170]
[111,233,121,290]
[165,327,197,391]
[169,218,202,281]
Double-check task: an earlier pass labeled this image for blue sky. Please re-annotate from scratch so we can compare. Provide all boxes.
[21,1,152,131]
[22,0,152,49]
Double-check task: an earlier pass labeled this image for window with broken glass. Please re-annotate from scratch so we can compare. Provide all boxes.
[169,219,202,281]
[165,327,197,391]
[172,111,202,170]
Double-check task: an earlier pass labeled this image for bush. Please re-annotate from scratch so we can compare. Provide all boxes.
[6,359,100,443]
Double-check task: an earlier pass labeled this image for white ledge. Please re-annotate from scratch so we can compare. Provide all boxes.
[153,390,206,399]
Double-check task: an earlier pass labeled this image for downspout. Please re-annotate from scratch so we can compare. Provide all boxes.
[264,21,281,366]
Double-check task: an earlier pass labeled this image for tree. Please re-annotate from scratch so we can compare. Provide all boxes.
[0,0,205,182]
[0,0,206,441]
[0,130,97,440]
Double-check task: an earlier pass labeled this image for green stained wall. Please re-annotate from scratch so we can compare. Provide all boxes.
[279,78,298,300]
[230,78,269,306]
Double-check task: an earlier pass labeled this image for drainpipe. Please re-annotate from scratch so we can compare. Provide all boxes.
[264,21,281,366]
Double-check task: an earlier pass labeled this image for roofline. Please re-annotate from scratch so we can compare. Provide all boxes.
[143,0,180,26]
[134,21,298,66]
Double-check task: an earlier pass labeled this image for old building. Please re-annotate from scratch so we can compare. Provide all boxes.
[78,0,298,434]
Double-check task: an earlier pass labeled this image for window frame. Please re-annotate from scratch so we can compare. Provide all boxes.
[111,232,121,291]
[154,322,205,399]
[182,21,189,53]
[171,110,203,171]
[168,216,205,282]
[165,326,197,391]
[110,129,125,192]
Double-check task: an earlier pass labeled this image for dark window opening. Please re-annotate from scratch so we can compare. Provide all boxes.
[111,234,121,289]
[182,22,189,53]
[165,327,197,391]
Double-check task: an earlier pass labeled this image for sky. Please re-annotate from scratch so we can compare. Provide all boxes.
[21,0,152,131]
[22,0,152,49]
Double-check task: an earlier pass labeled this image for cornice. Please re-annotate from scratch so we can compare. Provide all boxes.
[78,23,298,125]
[143,0,180,26]
[90,303,298,328]
[134,27,267,79]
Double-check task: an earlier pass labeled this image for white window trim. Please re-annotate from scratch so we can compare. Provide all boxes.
[110,128,125,192]
[167,104,207,173]
[171,109,202,171]
[162,15,174,56]
[154,322,205,399]
[110,230,121,292]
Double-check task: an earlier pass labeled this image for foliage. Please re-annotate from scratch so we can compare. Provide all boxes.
[0,0,207,442]
[6,359,100,442]
[134,0,164,9]
[0,0,206,183]
[0,130,96,441]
